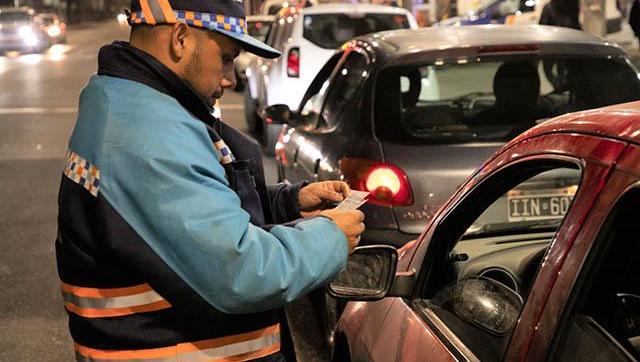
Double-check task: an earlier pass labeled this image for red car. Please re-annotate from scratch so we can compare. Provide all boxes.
[330,101,640,361]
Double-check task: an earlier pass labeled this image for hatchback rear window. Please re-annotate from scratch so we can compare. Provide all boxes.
[375,56,640,144]
[303,13,410,49]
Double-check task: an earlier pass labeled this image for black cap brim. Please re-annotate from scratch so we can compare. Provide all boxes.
[213,28,280,59]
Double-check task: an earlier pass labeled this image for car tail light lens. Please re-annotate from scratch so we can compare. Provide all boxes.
[339,157,413,207]
[287,48,300,78]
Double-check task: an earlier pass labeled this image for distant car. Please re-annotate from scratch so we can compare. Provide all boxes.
[35,13,66,44]
[438,0,638,49]
[244,3,417,151]
[234,15,274,92]
[0,7,50,53]
[330,100,640,362]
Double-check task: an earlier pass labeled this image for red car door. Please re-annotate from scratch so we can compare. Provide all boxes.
[364,133,626,361]
[522,143,640,361]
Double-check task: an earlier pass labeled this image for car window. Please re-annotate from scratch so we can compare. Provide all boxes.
[0,11,31,22]
[265,18,278,46]
[298,52,344,130]
[247,20,272,42]
[414,160,582,361]
[551,188,640,360]
[303,13,411,49]
[272,15,295,51]
[268,4,282,15]
[375,56,640,144]
[318,51,369,131]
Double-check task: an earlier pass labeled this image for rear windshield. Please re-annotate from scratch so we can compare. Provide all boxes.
[375,56,640,144]
[247,20,271,42]
[303,13,410,49]
[0,12,31,22]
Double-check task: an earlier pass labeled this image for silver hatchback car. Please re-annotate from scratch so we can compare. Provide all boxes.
[270,25,640,248]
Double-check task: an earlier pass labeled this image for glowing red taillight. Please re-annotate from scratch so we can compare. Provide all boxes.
[287,48,300,78]
[339,158,413,207]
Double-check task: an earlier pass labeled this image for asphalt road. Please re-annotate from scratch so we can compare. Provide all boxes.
[0,20,328,362]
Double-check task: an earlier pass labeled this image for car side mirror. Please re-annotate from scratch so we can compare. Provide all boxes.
[328,245,398,301]
[264,104,297,126]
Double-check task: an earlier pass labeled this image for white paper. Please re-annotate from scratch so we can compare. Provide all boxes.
[335,191,370,211]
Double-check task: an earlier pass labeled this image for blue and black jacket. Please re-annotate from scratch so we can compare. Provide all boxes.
[55,42,348,362]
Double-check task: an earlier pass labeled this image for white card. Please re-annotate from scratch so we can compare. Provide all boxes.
[335,191,370,211]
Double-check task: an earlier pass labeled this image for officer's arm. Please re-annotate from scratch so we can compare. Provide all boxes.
[266,182,308,223]
[100,120,348,314]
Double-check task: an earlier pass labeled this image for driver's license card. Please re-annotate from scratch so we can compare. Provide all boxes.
[334,191,370,211]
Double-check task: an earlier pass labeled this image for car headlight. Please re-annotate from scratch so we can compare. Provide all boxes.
[18,26,34,38]
[19,26,38,47]
[47,25,61,37]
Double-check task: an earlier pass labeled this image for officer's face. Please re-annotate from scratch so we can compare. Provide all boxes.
[184,28,240,104]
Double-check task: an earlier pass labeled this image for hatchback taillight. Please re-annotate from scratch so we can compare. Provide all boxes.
[287,48,299,78]
[339,157,413,207]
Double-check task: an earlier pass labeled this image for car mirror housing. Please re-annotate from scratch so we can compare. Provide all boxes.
[264,104,296,126]
[328,245,398,301]
[431,276,524,335]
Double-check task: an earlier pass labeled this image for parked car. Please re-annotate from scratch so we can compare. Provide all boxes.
[438,0,638,49]
[271,25,640,249]
[0,7,51,53]
[35,12,66,44]
[244,3,417,151]
[234,15,274,92]
[330,100,640,361]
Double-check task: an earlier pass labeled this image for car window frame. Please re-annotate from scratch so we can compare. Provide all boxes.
[293,50,345,132]
[409,154,587,361]
[314,47,371,133]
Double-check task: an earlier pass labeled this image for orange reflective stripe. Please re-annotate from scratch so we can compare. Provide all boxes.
[216,342,281,362]
[75,324,281,361]
[155,0,177,23]
[139,0,157,24]
[61,282,153,298]
[64,299,172,318]
[182,325,280,352]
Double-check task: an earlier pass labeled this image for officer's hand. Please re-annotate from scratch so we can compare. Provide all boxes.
[319,209,365,254]
[299,181,351,217]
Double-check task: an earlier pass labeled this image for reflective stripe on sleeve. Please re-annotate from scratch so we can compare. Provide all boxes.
[61,282,171,318]
[74,324,281,361]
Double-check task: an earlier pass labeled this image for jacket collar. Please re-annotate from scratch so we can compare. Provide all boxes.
[97,41,220,130]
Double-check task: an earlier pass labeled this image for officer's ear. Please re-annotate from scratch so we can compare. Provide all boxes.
[169,22,192,62]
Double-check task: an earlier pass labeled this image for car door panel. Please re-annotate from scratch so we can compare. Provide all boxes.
[521,144,639,361]
[370,299,459,362]
[395,134,626,361]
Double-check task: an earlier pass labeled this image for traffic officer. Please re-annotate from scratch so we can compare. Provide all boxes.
[55,1,365,361]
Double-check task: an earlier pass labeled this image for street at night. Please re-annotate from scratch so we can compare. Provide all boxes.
[3,0,640,361]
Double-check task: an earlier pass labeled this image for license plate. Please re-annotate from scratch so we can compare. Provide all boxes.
[508,189,574,222]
